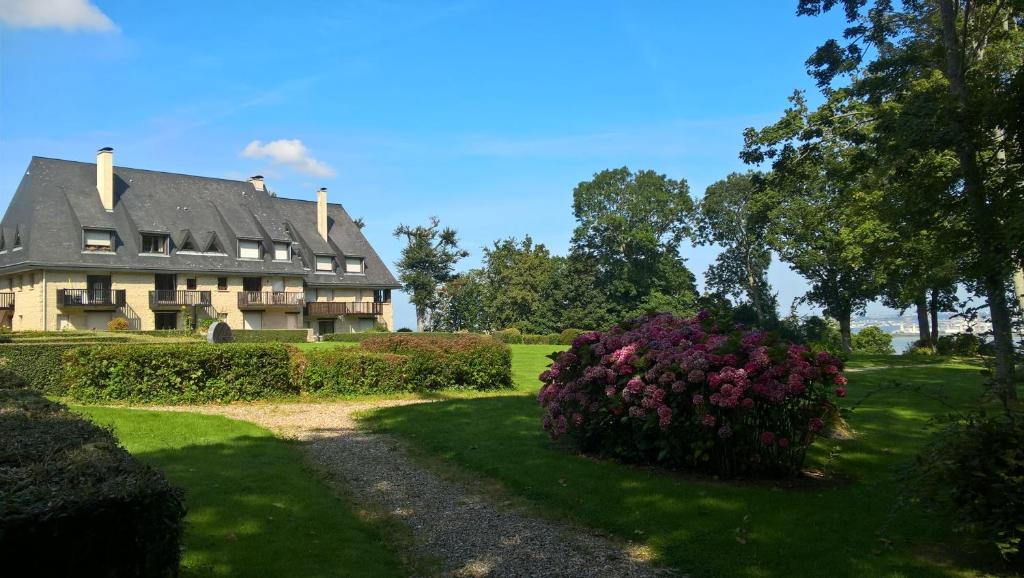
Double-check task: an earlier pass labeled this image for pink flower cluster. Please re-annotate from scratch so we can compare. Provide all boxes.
[537,313,847,476]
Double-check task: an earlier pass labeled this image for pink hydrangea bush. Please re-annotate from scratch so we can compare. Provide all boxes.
[537,312,847,476]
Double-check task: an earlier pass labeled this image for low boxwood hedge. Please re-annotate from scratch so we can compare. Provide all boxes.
[0,388,185,577]
[62,343,297,403]
[232,329,309,343]
[295,349,411,395]
[360,334,512,390]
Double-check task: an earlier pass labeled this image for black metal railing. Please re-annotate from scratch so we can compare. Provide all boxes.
[0,293,13,308]
[148,290,212,308]
[306,301,384,317]
[57,288,126,308]
[237,291,304,308]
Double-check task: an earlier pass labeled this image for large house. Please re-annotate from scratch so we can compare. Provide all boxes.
[0,148,399,334]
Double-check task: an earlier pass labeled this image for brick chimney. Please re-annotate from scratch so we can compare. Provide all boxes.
[96,147,114,211]
[248,175,265,191]
[317,187,328,240]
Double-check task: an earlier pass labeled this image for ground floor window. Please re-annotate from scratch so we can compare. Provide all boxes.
[155,312,177,330]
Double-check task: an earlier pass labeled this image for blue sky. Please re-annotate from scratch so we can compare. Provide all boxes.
[0,1,877,329]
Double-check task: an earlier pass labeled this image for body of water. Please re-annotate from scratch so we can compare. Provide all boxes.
[890,334,917,353]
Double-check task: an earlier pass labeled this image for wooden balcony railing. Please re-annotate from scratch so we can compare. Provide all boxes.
[149,290,212,309]
[57,288,126,308]
[306,301,384,317]
[0,293,14,309]
[237,291,304,309]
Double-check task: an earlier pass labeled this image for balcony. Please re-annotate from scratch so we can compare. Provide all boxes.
[149,290,212,310]
[57,289,126,310]
[0,293,13,309]
[237,291,304,311]
[305,301,384,317]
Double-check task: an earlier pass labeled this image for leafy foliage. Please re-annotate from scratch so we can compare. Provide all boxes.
[393,216,469,331]
[790,0,1023,397]
[294,349,411,395]
[851,326,895,355]
[913,409,1024,570]
[62,344,297,403]
[570,167,699,320]
[231,329,309,343]
[0,389,185,577]
[538,312,847,476]
[360,333,512,390]
[107,317,129,331]
[696,172,778,324]
[935,333,982,357]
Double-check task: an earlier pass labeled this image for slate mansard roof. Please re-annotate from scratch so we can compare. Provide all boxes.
[0,156,400,289]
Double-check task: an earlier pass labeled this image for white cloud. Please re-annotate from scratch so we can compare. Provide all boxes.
[241,139,336,178]
[0,0,117,32]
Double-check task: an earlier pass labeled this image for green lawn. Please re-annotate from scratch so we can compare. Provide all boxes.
[78,407,404,578]
[364,354,1000,578]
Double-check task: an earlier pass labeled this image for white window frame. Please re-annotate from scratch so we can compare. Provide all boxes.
[273,242,291,262]
[238,239,262,260]
[344,257,364,274]
[140,233,168,255]
[83,229,114,252]
[315,255,334,272]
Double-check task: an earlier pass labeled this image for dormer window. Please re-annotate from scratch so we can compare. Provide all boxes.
[273,242,290,261]
[344,257,364,274]
[315,255,334,272]
[12,226,21,250]
[238,239,262,260]
[178,232,199,252]
[141,233,168,255]
[84,229,114,252]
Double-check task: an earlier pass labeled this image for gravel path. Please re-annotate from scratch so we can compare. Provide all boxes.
[148,401,675,578]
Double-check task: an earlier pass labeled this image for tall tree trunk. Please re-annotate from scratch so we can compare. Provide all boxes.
[745,255,765,326]
[985,273,1018,401]
[1013,267,1024,314]
[838,312,852,355]
[915,293,931,345]
[939,0,1017,400]
[929,288,940,346]
[415,306,425,332]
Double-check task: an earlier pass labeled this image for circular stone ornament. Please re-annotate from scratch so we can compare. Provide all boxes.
[207,321,233,343]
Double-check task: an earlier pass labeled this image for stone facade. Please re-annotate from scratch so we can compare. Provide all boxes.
[0,269,393,334]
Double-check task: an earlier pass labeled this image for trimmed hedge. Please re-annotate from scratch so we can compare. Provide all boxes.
[0,342,118,393]
[62,343,297,403]
[0,388,185,576]
[323,331,459,343]
[129,329,202,339]
[232,329,309,343]
[295,349,411,395]
[360,334,512,390]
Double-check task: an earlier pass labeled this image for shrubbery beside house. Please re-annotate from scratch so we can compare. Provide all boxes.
[538,312,847,477]
[0,388,185,577]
